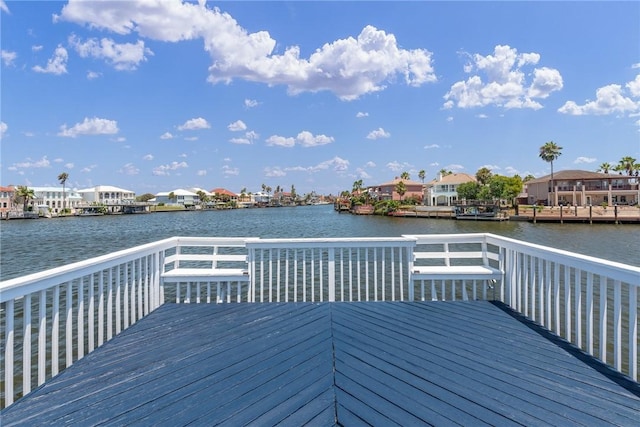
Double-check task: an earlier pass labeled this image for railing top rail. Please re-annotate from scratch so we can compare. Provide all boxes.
[484,233,640,286]
[245,237,416,249]
[174,236,259,246]
[0,237,178,302]
[402,233,490,243]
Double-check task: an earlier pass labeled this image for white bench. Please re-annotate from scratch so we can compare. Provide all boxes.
[403,234,503,301]
[161,237,254,303]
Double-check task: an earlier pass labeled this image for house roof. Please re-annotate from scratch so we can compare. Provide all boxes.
[373,177,424,187]
[210,188,237,197]
[156,189,198,197]
[77,185,134,194]
[425,173,477,187]
[526,169,621,183]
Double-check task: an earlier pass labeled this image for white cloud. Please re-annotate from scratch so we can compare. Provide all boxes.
[32,45,68,75]
[365,161,376,168]
[58,117,119,138]
[266,135,295,147]
[143,154,153,160]
[81,164,97,173]
[0,1,8,13]
[628,75,640,97]
[244,99,259,108]
[56,2,436,100]
[1,50,16,66]
[356,112,369,118]
[424,144,439,149]
[574,156,596,164]
[222,165,239,176]
[184,136,199,141]
[230,130,259,145]
[265,166,286,177]
[119,163,139,175]
[479,164,500,171]
[87,70,101,79]
[69,34,152,70]
[355,168,372,179]
[386,161,413,172]
[32,45,43,52]
[366,127,390,140]
[444,45,562,110]
[160,132,174,139]
[11,156,51,170]
[314,156,349,172]
[558,81,639,116]
[296,131,334,147]
[178,117,210,130]
[152,161,188,176]
[227,120,247,131]
[0,121,7,138]
[266,131,333,147]
[197,169,207,176]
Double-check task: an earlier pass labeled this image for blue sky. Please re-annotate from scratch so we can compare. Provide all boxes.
[1,1,639,196]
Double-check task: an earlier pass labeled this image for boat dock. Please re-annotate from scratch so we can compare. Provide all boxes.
[1,234,638,424]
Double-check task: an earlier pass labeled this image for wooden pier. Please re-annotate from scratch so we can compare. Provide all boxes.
[2,301,639,425]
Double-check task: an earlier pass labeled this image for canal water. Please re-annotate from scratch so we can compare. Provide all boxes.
[1,204,638,280]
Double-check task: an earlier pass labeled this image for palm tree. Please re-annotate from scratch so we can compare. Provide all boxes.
[617,156,637,176]
[352,179,363,194]
[58,172,69,212]
[395,180,407,201]
[539,141,563,205]
[15,185,35,212]
[597,162,612,174]
[418,170,425,183]
[168,192,176,204]
[475,167,492,186]
[400,171,410,181]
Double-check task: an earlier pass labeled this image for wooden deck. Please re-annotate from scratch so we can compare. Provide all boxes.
[2,301,639,426]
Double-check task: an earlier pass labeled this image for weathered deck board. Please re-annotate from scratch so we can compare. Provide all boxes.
[2,301,639,426]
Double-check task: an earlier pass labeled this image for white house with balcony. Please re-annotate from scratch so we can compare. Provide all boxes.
[31,186,84,214]
[154,189,200,207]
[77,185,136,206]
[424,173,476,206]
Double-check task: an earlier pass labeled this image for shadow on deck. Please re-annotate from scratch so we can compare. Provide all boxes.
[2,301,639,426]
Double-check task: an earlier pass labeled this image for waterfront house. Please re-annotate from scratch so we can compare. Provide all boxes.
[210,188,238,203]
[31,186,84,214]
[424,172,476,206]
[77,185,136,210]
[0,186,15,217]
[367,177,424,202]
[524,169,639,206]
[251,190,272,206]
[154,189,200,207]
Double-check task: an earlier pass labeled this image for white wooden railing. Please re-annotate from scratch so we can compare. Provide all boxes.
[1,233,638,408]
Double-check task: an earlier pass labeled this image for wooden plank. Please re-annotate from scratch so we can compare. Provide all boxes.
[2,301,639,427]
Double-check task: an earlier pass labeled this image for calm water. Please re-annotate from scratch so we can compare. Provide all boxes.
[1,205,638,280]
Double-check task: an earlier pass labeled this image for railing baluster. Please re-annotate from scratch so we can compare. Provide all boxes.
[599,277,608,363]
[564,267,571,341]
[65,281,72,368]
[38,289,47,385]
[78,277,84,360]
[4,300,15,407]
[574,269,582,348]
[586,272,594,355]
[98,271,104,347]
[23,294,31,395]
[613,280,622,372]
[88,274,95,353]
[52,286,60,376]
[554,262,560,335]
[629,285,638,382]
